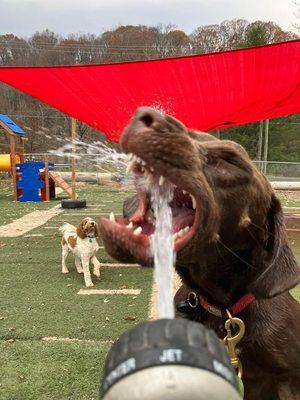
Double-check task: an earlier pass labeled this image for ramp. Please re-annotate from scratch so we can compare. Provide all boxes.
[49,171,78,199]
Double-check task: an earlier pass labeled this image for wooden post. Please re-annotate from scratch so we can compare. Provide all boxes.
[9,133,18,201]
[44,155,50,202]
[71,118,77,200]
[20,137,25,162]
[257,121,264,171]
[263,119,269,175]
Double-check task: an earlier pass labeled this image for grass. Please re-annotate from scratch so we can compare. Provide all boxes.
[277,195,300,208]
[0,341,110,400]
[0,179,299,399]
[0,182,151,400]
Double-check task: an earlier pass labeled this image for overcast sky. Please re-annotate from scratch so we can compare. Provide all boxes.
[0,0,298,37]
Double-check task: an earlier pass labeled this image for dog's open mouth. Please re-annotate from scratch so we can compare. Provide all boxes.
[99,152,201,265]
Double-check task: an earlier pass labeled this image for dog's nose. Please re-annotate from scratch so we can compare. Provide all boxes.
[134,107,165,128]
[91,222,95,226]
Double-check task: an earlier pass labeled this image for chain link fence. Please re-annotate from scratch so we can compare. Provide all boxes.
[253,161,300,180]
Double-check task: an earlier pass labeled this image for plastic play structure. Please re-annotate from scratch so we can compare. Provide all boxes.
[0,114,77,202]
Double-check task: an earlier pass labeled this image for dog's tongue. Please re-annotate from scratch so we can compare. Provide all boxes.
[129,189,148,224]
[171,207,195,232]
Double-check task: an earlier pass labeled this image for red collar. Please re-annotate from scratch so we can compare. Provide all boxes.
[198,292,255,318]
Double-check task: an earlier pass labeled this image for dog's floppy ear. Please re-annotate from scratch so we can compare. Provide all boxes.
[250,195,300,298]
[77,220,86,239]
[94,223,100,238]
[203,140,253,187]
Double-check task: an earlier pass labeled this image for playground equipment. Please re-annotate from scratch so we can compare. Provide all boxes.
[0,114,26,201]
[16,161,54,202]
[0,154,21,171]
[0,114,81,203]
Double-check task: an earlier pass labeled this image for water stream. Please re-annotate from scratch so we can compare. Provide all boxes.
[149,182,175,319]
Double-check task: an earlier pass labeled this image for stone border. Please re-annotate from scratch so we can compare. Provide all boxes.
[42,336,114,344]
[99,263,139,268]
[0,204,63,237]
[78,289,141,295]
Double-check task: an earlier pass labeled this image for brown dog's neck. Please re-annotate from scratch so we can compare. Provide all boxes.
[176,246,256,308]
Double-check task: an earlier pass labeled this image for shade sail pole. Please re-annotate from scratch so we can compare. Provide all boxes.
[71,118,77,200]
[257,121,264,171]
[263,119,269,175]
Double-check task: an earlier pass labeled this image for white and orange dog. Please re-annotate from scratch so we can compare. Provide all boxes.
[59,217,101,287]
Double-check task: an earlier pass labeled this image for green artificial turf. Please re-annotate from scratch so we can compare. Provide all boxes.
[0,182,151,399]
[277,195,300,208]
[0,340,110,400]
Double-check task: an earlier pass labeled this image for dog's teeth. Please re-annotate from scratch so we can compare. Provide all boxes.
[109,212,116,222]
[149,167,154,172]
[191,195,196,209]
[173,233,178,241]
[159,176,165,186]
[126,161,134,174]
[126,222,133,229]
[177,229,185,238]
[127,153,134,161]
[183,226,190,233]
[133,226,142,236]
[141,160,146,166]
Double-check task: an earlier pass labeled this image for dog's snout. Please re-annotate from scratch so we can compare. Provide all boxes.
[91,222,95,226]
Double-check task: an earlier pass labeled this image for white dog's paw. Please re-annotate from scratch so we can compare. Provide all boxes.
[93,269,100,278]
[77,268,84,274]
[85,281,94,287]
[62,269,69,274]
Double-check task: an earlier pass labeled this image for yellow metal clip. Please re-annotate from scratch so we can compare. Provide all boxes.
[224,317,245,375]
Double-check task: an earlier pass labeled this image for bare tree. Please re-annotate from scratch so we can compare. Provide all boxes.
[293,1,300,32]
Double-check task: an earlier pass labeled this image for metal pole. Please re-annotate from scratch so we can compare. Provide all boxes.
[71,118,77,200]
[263,119,269,175]
[257,121,264,171]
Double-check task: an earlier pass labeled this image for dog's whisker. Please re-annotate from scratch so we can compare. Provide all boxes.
[216,239,255,270]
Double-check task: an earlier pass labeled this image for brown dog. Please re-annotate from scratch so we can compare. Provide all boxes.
[99,107,300,399]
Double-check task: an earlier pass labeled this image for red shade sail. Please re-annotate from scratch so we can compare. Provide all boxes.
[0,40,299,142]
